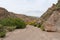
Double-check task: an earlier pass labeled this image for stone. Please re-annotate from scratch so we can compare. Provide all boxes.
[43,11,60,32]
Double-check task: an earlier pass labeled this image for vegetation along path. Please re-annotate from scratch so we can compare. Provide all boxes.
[0,25,60,40]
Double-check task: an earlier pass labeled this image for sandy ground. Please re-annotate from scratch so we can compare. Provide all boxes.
[0,25,60,40]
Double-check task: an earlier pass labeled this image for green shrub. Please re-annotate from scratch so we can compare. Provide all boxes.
[0,18,15,26]
[30,23,37,26]
[0,17,26,38]
[0,24,6,38]
[14,18,26,29]
[28,20,37,27]
[6,26,16,31]
[0,31,6,38]
[0,18,26,29]
[40,25,45,31]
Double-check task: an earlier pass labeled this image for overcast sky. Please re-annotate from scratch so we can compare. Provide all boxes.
[0,0,58,17]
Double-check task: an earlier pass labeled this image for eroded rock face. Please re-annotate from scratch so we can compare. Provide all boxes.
[0,7,9,19]
[0,7,18,19]
[40,0,60,32]
[43,11,60,32]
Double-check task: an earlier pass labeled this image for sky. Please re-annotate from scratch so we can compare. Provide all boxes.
[0,0,58,17]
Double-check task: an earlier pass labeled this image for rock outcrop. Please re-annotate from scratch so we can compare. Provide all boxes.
[43,11,60,32]
[40,0,60,32]
[0,7,17,19]
[0,7,9,19]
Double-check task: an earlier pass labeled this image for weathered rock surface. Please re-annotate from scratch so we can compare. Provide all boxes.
[43,11,60,32]
[0,7,9,19]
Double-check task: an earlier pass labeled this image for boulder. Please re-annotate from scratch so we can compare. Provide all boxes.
[43,11,60,32]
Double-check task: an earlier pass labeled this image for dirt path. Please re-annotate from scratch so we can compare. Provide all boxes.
[0,25,60,40]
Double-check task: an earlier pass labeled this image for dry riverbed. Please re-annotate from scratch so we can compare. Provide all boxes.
[0,25,60,40]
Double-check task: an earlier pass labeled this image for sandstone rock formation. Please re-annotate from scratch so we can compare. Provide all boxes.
[43,11,60,32]
[0,7,9,19]
[40,0,60,32]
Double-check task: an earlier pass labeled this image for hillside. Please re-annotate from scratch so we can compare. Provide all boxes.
[40,0,60,32]
[15,14,39,23]
[40,4,56,21]
[0,7,38,23]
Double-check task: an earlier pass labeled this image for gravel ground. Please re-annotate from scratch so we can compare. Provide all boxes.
[0,25,60,40]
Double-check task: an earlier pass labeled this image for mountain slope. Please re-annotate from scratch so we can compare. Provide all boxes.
[0,7,38,23]
[40,0,60,32]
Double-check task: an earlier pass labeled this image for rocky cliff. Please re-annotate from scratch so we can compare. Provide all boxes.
[0,7,9,19]
[40,0,60,32]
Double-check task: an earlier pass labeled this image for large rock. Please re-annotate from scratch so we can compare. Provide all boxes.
[43,10,60,32]
[40,0,60,32]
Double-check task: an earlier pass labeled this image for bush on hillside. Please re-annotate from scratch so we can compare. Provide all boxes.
[29,21,41,27]
[0,24,6,38]
[56,1,60,9]
[28,21,45,31]
[0,18,15,26]
[14,18,26,29]
[28,20,37,26]
[40,25,45,31]
[6,26,16,31]
[0,18,26,30]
